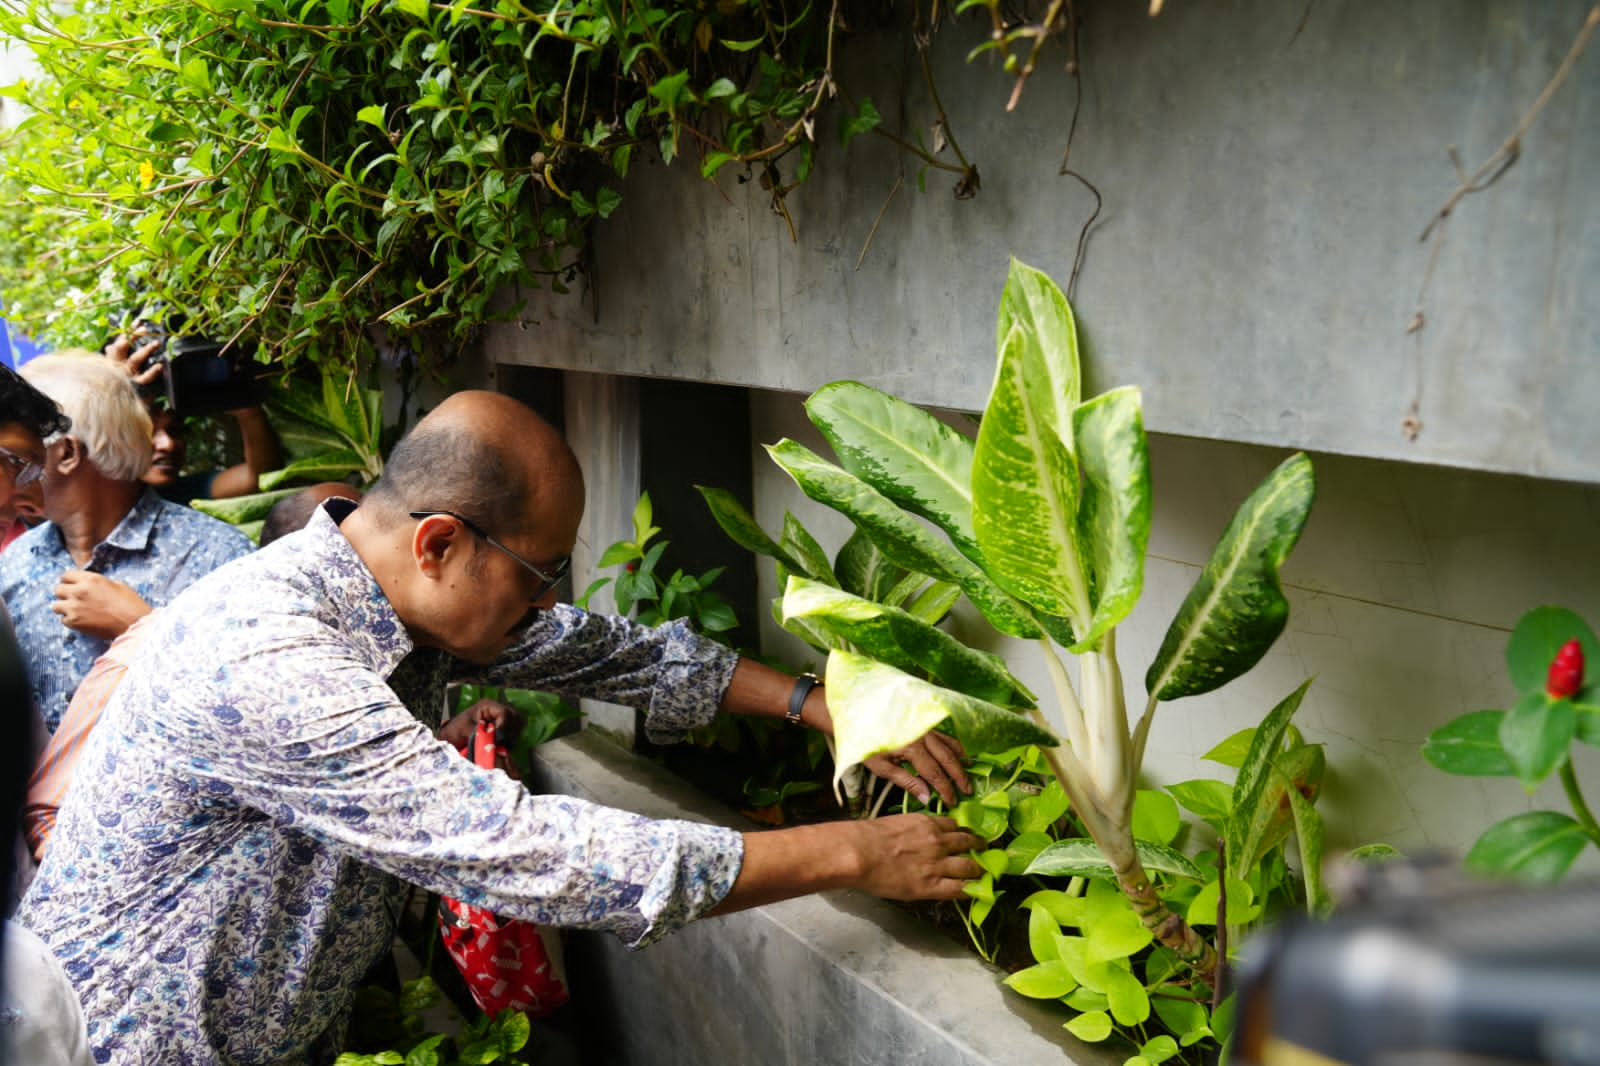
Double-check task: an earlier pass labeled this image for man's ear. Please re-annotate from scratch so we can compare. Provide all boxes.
[411,514,465,580]
[52,436,83,477]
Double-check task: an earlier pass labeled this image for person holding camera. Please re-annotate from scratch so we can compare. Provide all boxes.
[0,352,254,732]
[104,332,281,504]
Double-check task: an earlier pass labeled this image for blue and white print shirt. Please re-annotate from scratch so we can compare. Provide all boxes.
[20,504,743,1065]
[0,487,254,731]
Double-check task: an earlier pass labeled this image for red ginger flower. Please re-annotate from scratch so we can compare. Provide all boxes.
[1546,639,1584,700]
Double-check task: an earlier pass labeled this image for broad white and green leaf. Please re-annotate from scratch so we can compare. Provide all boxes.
[781,577,1032,706]
[767,439,1043,637]
[1144,452,1315,702]
[1070,386,1151,651]
[903,579,962,624]
[1286,784,1328,915]
[996,257,1081,422]
[189,485,302,526]
[1025,838,1204,881]
[695,485,810,577]
[806,380,981,559]
[258,448,367,489]
[972,323,1092,626]
[824,650,1056,790]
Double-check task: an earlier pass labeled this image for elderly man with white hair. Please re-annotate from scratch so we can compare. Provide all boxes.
[0,351,252,733]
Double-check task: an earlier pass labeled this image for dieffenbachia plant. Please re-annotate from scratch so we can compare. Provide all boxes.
[766,259,1315,977]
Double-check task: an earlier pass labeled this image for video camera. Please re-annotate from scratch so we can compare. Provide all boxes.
[1231,858,1600,1065]
[123,304,265,417]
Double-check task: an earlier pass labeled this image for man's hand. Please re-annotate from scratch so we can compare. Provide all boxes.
[51,571,152,640]
[841,814,984,901]
[436,697,521,780]
[863,732,970,808]
[713,813,983,916]
[104,334,166,388]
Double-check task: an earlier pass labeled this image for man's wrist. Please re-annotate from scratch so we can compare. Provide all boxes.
[785,672,822,728]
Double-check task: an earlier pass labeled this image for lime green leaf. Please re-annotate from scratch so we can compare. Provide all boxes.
[1165,779,1233,824]
[1065,1010,1113,1043]
[1202,727,1256,768]
[1011,779,1070,834]
[1145,453,1315,702]
[1140,1035,1181,1064]
[1132,789,1181,845]
[1466,811,1588,882]
[1003,960,1077,999]
[1186,876,1258,926]
[1021,889,1086,927]
[357,104,386,128]
[1423,710,1515,776]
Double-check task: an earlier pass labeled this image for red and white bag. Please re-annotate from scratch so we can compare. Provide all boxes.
[438,720,570,1018]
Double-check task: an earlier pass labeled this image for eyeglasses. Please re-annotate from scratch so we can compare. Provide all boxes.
[0,445,43,488]
[410,509,570,600]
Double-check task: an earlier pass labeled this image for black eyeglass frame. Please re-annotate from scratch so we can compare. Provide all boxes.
[409,509,571,600]
[0,445,43,488]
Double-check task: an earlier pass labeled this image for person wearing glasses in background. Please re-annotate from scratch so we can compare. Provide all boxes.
[19,390,981,1066]
[0,352,253,734]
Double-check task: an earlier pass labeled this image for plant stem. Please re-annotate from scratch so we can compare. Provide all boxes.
[1560,761,1600,846]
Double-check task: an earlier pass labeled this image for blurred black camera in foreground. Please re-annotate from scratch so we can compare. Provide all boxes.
[127,314,266,417]
[1232,858,1600,1066]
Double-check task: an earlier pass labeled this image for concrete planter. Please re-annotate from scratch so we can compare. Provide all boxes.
[528,731,1119,1066]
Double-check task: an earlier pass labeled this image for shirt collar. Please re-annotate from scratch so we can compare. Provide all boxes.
[296,503,415,679]
[100,487,167,553]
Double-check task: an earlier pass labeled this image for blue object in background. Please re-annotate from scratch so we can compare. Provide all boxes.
[0,295,47,369]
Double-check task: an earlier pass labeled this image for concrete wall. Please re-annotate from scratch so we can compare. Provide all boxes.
[485,0,1600,484]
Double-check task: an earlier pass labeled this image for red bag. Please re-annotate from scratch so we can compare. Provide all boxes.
[438,720,570,1018]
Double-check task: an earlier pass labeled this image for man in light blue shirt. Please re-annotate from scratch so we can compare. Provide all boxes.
[0,352,251,731]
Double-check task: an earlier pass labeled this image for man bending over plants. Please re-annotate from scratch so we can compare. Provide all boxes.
[18,390,979,1066]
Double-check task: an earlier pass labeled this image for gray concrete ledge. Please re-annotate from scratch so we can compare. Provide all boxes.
[528,731,1119,1065]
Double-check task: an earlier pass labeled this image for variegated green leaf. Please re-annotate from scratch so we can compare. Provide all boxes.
[189,485,303,526]
[767,439,1043,638]
[782,512,838,586]
[1228,678,1313,875]
[904,580,961,624]
[972,323,1092,626]
[806,380,982,559]
[1024,838,1204,881]
[996,257,1080,420]
[1145,452,1315,702]
[782,577,1032,706]
[1070,386,1150,651]
[833,529,906,602]
[695,485,809,577]
[1286,784,1328,915]
[825,650,1056,790]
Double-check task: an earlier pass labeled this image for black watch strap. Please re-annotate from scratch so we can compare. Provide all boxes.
[785,672,822,727]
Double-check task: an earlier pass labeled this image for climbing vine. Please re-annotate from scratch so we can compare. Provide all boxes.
[0,0,1090,377]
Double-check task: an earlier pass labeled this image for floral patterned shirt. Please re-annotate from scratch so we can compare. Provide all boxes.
[19,502,743,1065]
[0,487,254,731]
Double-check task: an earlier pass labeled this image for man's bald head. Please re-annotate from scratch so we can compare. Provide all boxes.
[363,391,584,539]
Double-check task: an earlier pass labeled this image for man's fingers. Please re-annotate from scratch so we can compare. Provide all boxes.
[863,754,932,805]
[922,732,971,799]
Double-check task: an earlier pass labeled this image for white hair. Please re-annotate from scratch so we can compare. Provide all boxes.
[22,351,153,481]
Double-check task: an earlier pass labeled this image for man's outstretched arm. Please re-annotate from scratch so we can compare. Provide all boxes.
[710,814,983,916]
